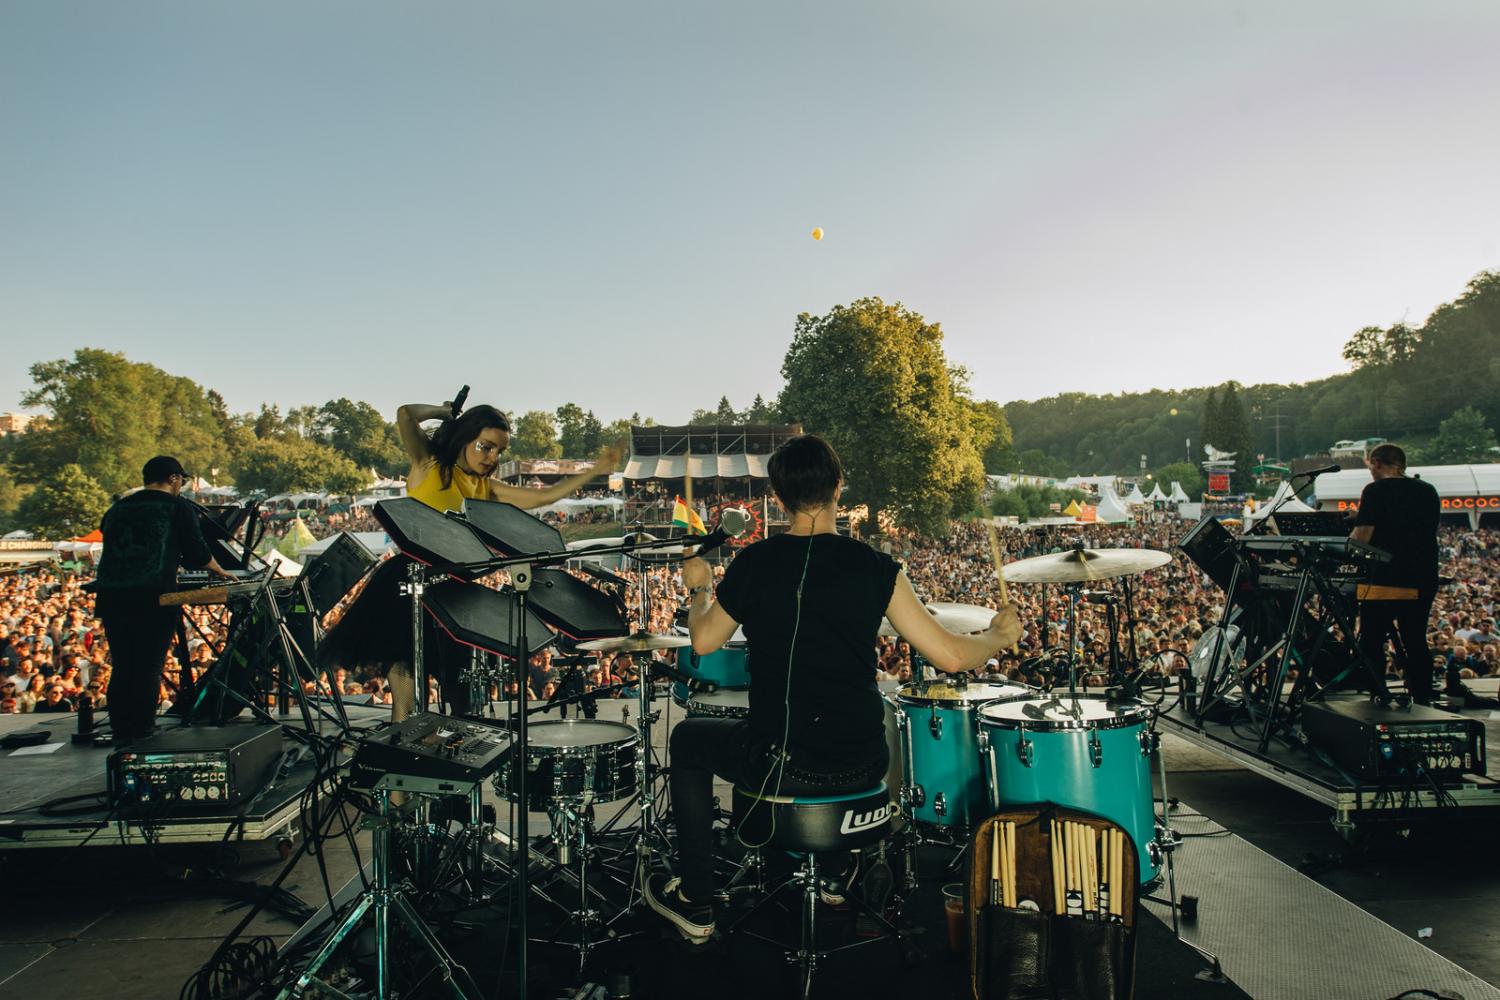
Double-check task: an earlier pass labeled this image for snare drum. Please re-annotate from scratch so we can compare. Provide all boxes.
[676,626,751,689]
[672,684,751,719]
[895,679,1029,828]
[494,719,639,811]
[978,695,1159,882]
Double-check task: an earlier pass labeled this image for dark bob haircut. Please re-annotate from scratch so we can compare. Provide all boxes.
[768,434,843,514]
[428,405,511,488]
[1368,443,1407,470]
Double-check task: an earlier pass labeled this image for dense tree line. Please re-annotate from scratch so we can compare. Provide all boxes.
[1003,270,1500,479]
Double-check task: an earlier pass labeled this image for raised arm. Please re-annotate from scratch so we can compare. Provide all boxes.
[884,570,1021,673]
[489,444,623,510]
[395,402,450,466]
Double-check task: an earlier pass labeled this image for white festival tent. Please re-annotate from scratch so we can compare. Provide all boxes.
[1095,489,1134,523]
[530,497,625,519]
[1145,483,1168,503]
[1122,484,1148,506]
[1168,482,1191,504]
[261,549,303,579]
[1244,481,1316,525]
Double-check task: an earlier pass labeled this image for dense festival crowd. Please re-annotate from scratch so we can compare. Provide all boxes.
[4,518,1497,720]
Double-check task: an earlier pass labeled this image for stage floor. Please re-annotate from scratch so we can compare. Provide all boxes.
[0,693,1497,998]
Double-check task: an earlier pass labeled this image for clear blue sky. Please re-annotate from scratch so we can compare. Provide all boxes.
[3,1,1497,427]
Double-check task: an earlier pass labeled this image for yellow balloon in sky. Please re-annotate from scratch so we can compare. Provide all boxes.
[811,227,823,241]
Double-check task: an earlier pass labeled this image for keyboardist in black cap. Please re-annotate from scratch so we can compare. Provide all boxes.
[92,455,233,742]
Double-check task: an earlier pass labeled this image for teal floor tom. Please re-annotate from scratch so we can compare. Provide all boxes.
[979,695,1159,883]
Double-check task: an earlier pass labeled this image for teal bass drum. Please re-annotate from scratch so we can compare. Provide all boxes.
[979,695,1160,883]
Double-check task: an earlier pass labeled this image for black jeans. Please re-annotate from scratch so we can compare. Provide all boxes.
[1358,587,1437,701]
[669,717,886,902]
[97,591,182,742]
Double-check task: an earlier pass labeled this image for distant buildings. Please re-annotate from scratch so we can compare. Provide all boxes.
[0,412,37,435]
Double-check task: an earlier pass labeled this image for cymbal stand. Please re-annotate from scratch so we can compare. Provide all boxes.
[276,783,482,1000]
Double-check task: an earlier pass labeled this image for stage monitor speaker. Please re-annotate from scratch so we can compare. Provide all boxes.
[423,580,558,658]
[374,498,493,579]
[1177,516,1239,594]
[299,531,377,617]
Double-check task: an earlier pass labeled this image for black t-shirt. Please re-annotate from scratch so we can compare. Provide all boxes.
[94,491,213,595]
[1353,475,1440,587]
[714,533,900,770]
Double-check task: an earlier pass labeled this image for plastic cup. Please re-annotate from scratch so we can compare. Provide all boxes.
[942,882,966,953]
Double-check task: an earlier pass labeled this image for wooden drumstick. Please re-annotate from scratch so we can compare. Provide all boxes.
[1051,820,1065,915]
[1006,822,1018,909]
[990,823,1001,906]
[1112,830,1125,917]
[985,523,1019,655]
[1086,826,1099,916]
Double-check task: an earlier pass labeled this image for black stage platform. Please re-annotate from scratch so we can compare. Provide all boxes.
[2,698,1498,998]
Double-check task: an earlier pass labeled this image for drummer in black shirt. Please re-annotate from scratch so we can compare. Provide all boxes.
[645,433,1022,944]
[1350,444,1441,704]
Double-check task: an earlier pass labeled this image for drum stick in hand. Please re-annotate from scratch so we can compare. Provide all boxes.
[985,523,1019,654]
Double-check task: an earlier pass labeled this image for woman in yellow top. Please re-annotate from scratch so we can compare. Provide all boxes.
[322,397,620,720]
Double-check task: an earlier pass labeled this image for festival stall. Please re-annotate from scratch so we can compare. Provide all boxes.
[1312,463,1500,529]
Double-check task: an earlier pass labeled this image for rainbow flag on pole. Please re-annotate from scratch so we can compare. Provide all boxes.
[672,496,707,535]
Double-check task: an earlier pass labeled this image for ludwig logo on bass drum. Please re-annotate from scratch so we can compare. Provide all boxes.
[839,802,891,835]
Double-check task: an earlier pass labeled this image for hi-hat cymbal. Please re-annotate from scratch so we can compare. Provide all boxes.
[577,632,691,653]
[1001,547,1172,585]
[924,602,996,634]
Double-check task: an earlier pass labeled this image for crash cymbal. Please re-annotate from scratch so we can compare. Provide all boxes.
[577,632,691,652]
[924,602,996,634]
[1001,547,1172,585]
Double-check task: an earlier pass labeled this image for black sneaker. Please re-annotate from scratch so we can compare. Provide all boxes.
[644,874,714,944]
[819,852,860,906]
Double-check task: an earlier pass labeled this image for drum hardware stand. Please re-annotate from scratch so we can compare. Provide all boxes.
[276,782,483,1000]
[1140,715,1226,983]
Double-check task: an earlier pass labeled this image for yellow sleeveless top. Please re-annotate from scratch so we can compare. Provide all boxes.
[407,461,493,513]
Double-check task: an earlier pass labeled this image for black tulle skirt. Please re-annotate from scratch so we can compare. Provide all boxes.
[319,556,445,674]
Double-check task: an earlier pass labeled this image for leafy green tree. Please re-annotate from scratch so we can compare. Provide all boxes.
[1422,406,1499,464]
[1217,383,1256,491]
[971,400,1016,473]
[17,464,111,539]
[745,394,775,423]
[1151,461,1203,500]
[253,404,287,440]
[1199,388,1220,457]
[0,465,35,533]
[555,403,588,456]
[779,297,985,535]
[315,398,405,474]
[17,349,229,495]
[230,437,367,495]
[511,410,563,459]
[580,410,604,455]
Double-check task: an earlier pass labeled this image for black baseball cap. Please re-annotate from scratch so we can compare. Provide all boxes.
[142,455,188,485]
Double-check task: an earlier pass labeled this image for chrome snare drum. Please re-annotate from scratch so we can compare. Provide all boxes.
[895,679,1029,828]
[978,695,1159,882]
[494,719,640,812]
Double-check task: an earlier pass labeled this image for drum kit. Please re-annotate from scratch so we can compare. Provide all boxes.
[332,498,1191,996]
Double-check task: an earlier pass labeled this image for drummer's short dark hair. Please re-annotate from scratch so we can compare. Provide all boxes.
[769,434,843,514]
[1369,443,1407,469]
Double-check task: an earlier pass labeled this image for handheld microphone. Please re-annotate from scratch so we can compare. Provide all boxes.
[450,385,471,419]
[688,507,753,557]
